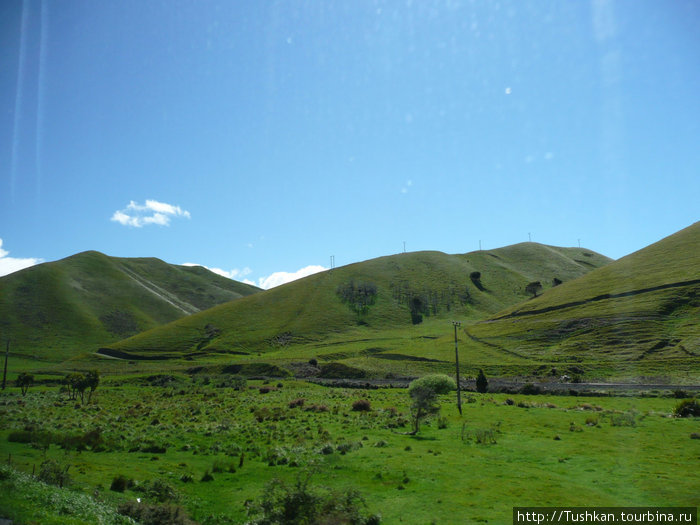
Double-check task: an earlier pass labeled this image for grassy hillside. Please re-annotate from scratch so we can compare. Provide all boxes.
[0,251,260,364]
[103,244,610,367]
[466,222,700,380]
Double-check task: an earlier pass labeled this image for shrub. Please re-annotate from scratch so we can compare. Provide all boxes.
[147,479,178,502]
[288,398,305,409]
[476,369,488,393]
[37,459,71,487]
[673,399,700,418]
[352,399,371,412]
[200,470,214,482]
[110,474,132,492]
[118,501,194,525]
[610,412,636,427]
[246,474,380,525]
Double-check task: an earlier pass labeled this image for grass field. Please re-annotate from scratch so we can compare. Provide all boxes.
[1,379,698,524]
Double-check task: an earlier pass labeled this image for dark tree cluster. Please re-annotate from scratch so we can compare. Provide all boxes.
[390,281,470,324]
[337,280,378,317]
[64,369,100,403]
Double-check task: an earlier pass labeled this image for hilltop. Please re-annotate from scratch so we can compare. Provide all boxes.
[0,251,261,364]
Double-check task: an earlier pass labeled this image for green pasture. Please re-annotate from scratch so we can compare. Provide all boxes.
[1,379,698,524]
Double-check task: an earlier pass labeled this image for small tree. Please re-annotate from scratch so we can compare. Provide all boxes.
[407,374,456,434]
[85,369,100,403]
[476,369,488,393]
[525,281,542,298]
[16,372,33,396]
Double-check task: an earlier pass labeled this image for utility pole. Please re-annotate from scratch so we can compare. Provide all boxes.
[452,321,462,415]
[528,232,532,242]
[2,340,8,390]
[403,241,406,253]
[479,240,482,251]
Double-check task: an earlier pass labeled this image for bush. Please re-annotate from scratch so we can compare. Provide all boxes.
[147,478,178,502]
[110,474,132,492]
[118,501,194,525]
[246,474,380,525]
[476,369,488,393]
[288,398,305,408]
[610,412,636,427]
[408,374,456,396]
[37,459,71,487]
[352,399,371,412]
[673,399,700,418]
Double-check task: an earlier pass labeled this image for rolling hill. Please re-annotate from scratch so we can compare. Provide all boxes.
[465,221,700,381]
[101,243,611,370]
[0,251,261,363]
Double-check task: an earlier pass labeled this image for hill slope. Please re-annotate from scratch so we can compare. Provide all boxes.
[0,251,261,362]
[105,244,611,362]
[466,222,700,380]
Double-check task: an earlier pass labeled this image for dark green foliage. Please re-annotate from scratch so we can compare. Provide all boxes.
[146,479,178,502]
[246,472,380,525]
[337,280,378,318]
[552,277,563,287]
[110,474,132,492]
[470,271,485,291]
[16,372,33,396]
[37,459,71,488]
[352,399,371,412]
[85,369,100,403]
[118,501,194,525]
[525,281,543,298]
[201,470,214,482]
[476,369,488,393]
[673,399,700,417]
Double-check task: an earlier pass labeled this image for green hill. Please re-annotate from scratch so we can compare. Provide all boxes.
[0,251,261,363]
[466,221,700,381]
[102,244,611,370]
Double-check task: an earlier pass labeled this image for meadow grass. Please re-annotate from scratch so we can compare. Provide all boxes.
[1,380,697,524]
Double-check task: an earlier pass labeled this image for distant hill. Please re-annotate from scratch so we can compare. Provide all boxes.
[104,243,611,361]
[0,251,261,362]
[466,221,700,380]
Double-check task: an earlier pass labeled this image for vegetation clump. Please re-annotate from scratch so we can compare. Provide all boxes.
[337,280,378,320]
[476,369,488,393]
[407,374,456,434]
[352,399,372,412]
[246,472,380,525]
[673,399,700,418]
[16,372,34,396]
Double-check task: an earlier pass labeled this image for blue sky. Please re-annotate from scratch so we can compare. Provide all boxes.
[1,0,698,288]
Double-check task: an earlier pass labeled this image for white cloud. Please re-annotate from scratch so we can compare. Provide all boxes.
[0,239,43,277]
[111,199,191,227]
[257,265,327,290]
[182,262,328,290]
[182,263,252,281]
